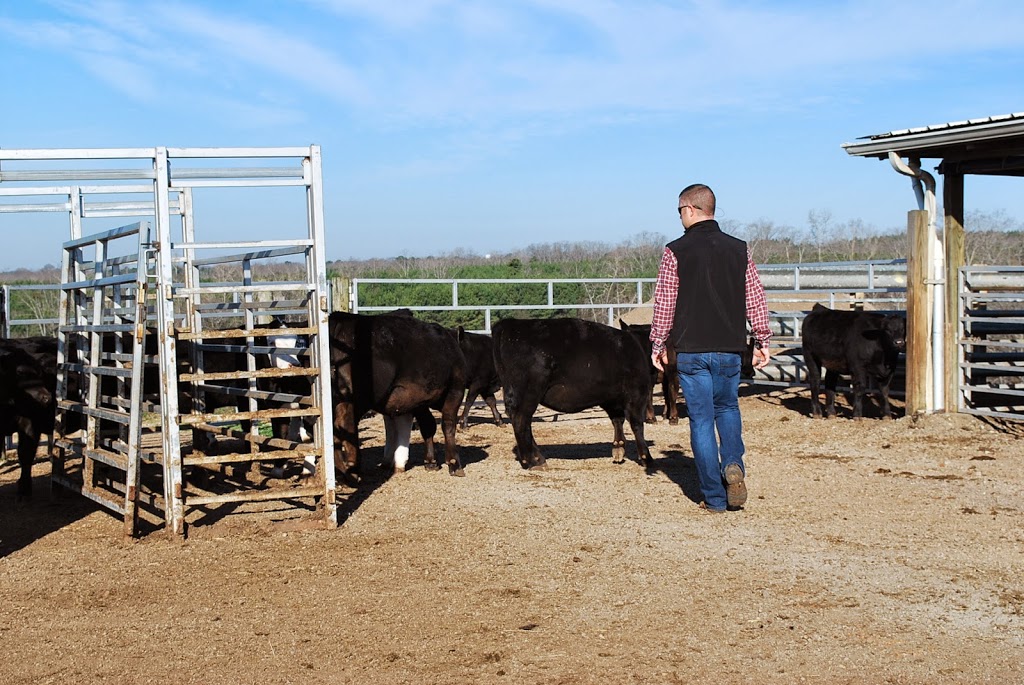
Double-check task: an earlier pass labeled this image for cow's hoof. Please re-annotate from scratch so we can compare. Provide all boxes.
[528,462,547,471]
[423,463,441,472]
[337,471,361,488]
[668,417,679,426]
[449,467,466,477]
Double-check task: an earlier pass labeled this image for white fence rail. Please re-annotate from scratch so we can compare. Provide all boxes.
[349,259,909,389]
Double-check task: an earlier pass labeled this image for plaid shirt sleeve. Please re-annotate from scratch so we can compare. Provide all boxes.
[649,247,677,356]
[745,250,772,347]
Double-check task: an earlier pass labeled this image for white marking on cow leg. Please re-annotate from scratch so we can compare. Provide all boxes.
[383,415,396,470]
[268,332,301,369]
[390,414,414,474]
[301,453,316,477]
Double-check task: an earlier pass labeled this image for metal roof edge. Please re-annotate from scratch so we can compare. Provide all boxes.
[842,114,1024,158]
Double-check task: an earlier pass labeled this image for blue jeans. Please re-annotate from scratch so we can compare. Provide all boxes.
[676,352,745,511]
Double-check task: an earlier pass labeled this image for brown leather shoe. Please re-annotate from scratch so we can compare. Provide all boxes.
[699,502,726,514]
[724,463,747,508]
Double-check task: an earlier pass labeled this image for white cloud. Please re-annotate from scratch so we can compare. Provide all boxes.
[4,0,1024,131]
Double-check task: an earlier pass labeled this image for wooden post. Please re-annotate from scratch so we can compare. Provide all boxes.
[905,209,931,415]
[943,173,965,413]
[329,275,351,312]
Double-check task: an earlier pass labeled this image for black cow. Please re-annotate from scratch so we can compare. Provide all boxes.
[328,310,467,479]
[453,328,503,429]
[492,317,653,470]
[0,337,63,499]
[801,303,907,419]
[260,318,318,477]
[619,321,680,424]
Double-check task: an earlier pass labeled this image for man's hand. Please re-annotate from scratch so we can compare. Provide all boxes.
[651,349,667,372]
[753,346,771,369]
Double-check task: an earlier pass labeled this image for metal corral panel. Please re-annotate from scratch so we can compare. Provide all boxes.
[958,266,1024,420]
[1,146,337,537]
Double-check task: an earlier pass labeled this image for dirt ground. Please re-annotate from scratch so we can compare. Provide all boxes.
[2,387,1023,685]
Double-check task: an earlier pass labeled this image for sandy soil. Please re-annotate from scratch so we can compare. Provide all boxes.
[2,387,1023,685]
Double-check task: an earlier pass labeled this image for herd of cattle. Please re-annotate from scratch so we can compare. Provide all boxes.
[1,304,907,500]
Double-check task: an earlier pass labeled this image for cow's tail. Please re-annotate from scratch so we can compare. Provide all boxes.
[491,326,515,410]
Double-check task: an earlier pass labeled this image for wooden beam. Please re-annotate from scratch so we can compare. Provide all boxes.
[906,210,931,415]
[943,172,965,413]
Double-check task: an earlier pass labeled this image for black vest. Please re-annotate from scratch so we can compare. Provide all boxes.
[667,220,748,353]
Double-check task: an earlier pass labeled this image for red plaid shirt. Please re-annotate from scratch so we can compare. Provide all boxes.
[650,246,772,356]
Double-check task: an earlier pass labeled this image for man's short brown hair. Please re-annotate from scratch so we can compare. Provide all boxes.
[678,184,716,216]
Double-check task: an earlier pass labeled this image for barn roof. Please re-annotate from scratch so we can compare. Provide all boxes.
[842,112,1024,176]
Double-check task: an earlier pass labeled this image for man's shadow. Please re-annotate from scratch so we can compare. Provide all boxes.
[645,442,702,504]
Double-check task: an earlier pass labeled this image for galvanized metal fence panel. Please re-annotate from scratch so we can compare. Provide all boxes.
[52,220,151,536]
[1,146,337,537]
[958,266,1024,420]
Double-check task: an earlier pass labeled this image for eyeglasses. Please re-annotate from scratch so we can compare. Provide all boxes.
[677,204,701,216]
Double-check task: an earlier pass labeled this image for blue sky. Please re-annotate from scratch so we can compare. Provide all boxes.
[2,0,1024,270]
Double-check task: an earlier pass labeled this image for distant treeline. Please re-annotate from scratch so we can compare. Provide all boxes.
[3,210,1023,334]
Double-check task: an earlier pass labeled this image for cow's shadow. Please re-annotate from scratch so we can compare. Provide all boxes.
[0,455,102,558]
[506,440,702,503]
[518,441,629,463]
[336,443,490,523]
[759,390,906,420]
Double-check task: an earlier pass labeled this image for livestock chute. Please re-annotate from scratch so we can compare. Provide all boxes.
[0,146,337,536]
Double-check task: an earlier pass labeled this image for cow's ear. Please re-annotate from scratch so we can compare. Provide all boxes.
[456,326,465,341]
[619,318,627,330]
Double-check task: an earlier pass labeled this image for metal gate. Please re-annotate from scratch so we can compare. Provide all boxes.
[1,146,337,536]
[958,266,1024,420]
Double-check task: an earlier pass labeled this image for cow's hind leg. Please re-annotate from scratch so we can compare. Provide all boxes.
[850,369,869,419]
[483,393,503,426]
[878,374,895,419]
[333,401,360,485]
[824,369,840,418]
[602,405,628,464]
[458,387,479,430]
[16,428,42,500]
[414,408,439,470]
[626,402,653,469]
[663,367,680,425]
[383,414,415,474]
[506,392,543,469]
[805,353,823,418]
[439,386,465,477]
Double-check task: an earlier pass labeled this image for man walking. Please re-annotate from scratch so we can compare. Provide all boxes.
[650,184,772,512]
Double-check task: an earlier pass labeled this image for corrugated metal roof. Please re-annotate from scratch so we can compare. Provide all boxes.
[842,112,1024,161]
[867,112,1024,140]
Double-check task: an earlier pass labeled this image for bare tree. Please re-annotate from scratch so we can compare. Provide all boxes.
[807,209,833,262]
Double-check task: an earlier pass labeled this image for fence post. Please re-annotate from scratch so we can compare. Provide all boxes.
[906,209,931,415]
[330,275,351,312]
[943,172,965,413]
[1,285,7,337]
